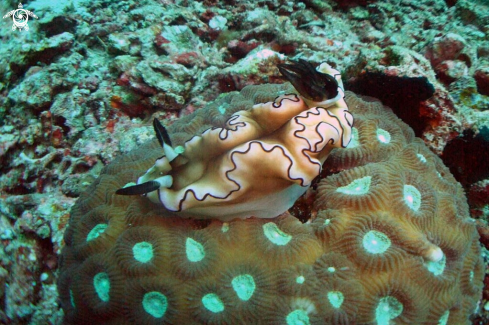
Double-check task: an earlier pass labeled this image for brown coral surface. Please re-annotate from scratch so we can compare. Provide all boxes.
[58,85,484,325]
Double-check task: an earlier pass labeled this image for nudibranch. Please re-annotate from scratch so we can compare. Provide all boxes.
[116,60,354,221]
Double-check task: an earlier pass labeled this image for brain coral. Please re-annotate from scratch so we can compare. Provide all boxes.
[58,81,484,324]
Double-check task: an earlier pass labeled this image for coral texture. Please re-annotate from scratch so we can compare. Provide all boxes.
[58,85,483,324]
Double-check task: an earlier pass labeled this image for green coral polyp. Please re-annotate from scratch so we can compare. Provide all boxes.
[221,222,230,233]
[416,153,427,163]
[363,230,391,254]
[86,223,108,242]
[438,310,450,325]
[132,241,154,263]
[425,253,446,276]
[202,293,224,313]
[142,291,168,318]
[185,237,205,262]
[296,275,305,284]
[336,176,371,195]
[174,146,185,154]
[347,127,359,148]
[263,222,292,246]
[217,103,229,114]
[376,128,391,144]
[93,272,110,302]
[403,184,421,211]
[327,291,344,309]
[231,274,256,301]
[286,309,311,325]
[375,296,403,325]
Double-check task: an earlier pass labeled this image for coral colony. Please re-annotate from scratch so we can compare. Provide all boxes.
[58,62,483,324]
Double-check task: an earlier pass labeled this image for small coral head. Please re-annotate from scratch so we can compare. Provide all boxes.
[278,59,339,102]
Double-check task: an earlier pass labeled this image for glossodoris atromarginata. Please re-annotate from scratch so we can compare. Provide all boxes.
[116,60,354,221]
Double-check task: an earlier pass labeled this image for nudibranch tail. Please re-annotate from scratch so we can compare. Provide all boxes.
[278,59,339,103]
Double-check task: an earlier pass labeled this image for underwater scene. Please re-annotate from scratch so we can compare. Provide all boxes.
[1,0,489,324]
